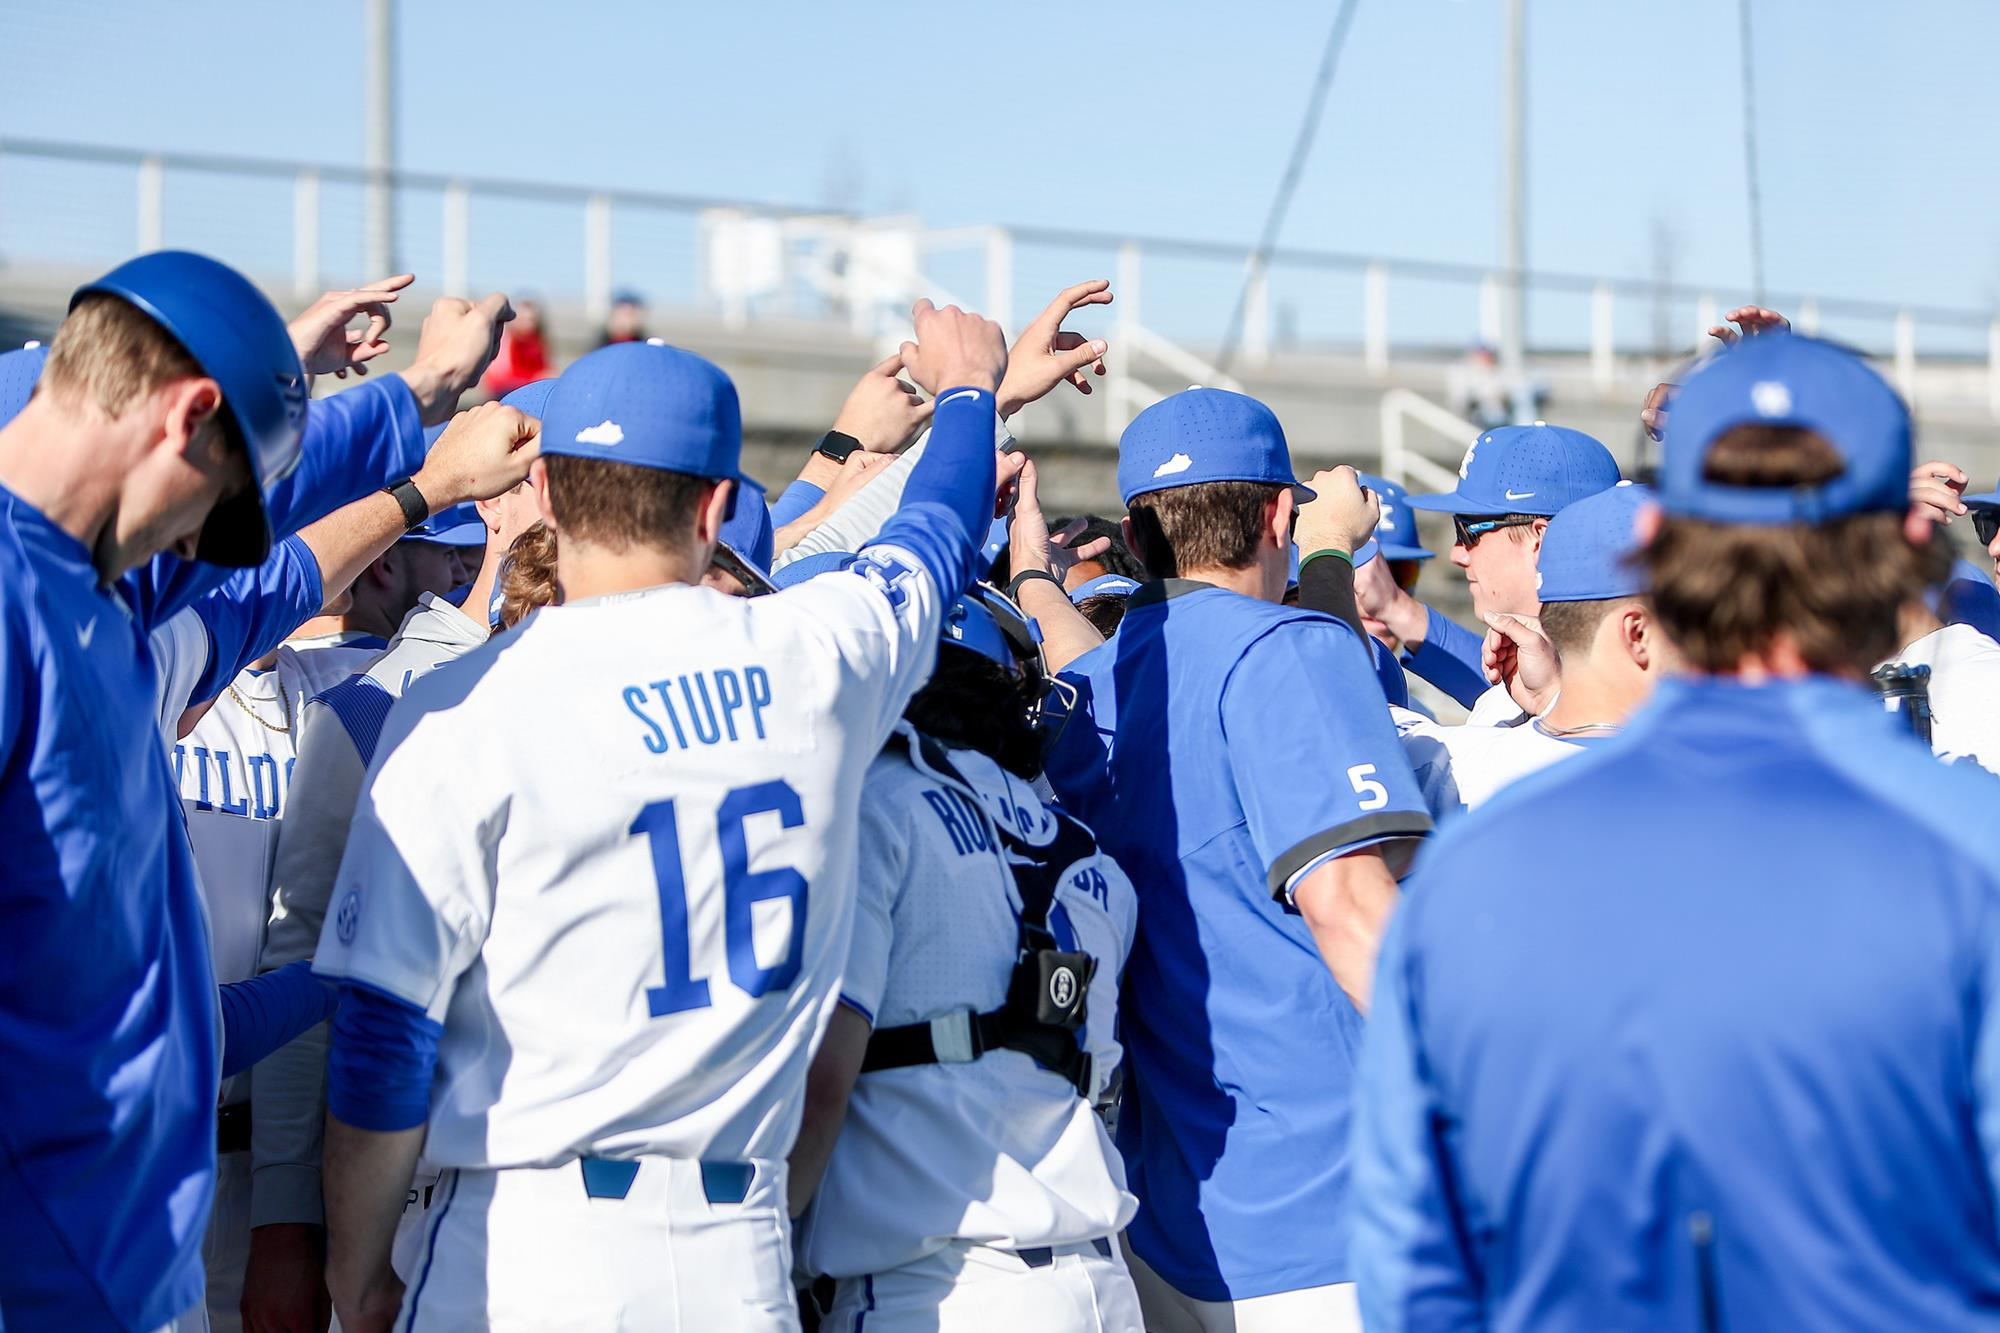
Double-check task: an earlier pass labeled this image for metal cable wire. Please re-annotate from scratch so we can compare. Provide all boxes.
[1739,0,1766,303]
[1215,0,1363,374]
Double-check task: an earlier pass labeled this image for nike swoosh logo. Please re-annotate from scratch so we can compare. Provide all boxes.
[1504,489,1536,500]
[76,618,96,649]
[937,388,987,409]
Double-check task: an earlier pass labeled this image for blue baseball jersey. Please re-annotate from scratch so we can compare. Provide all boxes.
[1353,676,2000,1331]
[0,379,425,1330]
[1044,579,1431,1301]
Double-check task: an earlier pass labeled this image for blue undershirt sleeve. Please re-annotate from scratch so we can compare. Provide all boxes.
[326,981,443,1133]
[1402,605,1490,710]
[768,479,826,530]
[217,960,340,1079]
[864,386,996,601]
[180,536,325,708]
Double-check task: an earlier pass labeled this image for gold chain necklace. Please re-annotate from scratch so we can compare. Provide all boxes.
[225,681,291,734]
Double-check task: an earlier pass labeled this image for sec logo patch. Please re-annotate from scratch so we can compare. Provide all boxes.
[1049,965,1078,1010]
[335,891,362,945]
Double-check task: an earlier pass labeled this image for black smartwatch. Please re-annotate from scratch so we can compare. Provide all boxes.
[814,430,862,465]
[381,478,431,534]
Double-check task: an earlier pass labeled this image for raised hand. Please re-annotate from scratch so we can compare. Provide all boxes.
[832,353,934,454]
[1910,459,1970,526]
[1295,466,1381,557]
[414,400,541,509]
[1007,455,1111,579]
[290,274,415,379]
[402,293,516,425]
[997,280,1113,418]
[1706,305,1790,347]
[898,300,1008,399]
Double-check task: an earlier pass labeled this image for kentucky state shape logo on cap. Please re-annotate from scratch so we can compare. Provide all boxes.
[574,420,624,446]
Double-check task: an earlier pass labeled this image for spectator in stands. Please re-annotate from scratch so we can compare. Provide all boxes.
[596,290,648,348]
[481,298,552,398]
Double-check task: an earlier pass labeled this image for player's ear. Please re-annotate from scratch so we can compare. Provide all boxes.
[1623,604,1650,669]
[1269,488,1296,550]
[161,377,224,459]
[696,479,733,548]
[1527,516,1550,555]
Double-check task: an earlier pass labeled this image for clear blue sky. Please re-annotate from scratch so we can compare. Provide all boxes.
[4,0,1996,348]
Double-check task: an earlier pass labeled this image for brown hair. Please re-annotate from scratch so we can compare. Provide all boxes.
[542,455,716,552]
[1539,597,1623,661]
[1073,592,1130,637]
[41,294,207,421]
[1126,481,1280,578]
[498,522,560,628]
[1637,425,1945,674]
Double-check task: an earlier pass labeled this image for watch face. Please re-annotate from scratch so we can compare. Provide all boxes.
[817,434,861,463]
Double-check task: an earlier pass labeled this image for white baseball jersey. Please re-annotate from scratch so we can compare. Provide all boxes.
[1465,680,1527,726]
[172,633,382,990]
[799,727,1139,1281]
[314,553,946,1170]
[1887,623,2000,777]
[1400,716,1594,822]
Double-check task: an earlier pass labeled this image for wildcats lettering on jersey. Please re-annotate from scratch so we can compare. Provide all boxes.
[174,742,292,819]
[622,664,775,753]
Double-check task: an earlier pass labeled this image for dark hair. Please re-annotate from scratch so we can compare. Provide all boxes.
[902,645,1043,780]
[1126,481,1282,578]
[1638,425,1944,674]
[543,455,715,551]
[1051,515,1147,580]
[1073,593,1129,637]
[1538,597,1623,660]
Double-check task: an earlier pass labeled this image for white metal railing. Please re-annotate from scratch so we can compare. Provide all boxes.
[5,137,2000,425]
[1380,388,1480,495]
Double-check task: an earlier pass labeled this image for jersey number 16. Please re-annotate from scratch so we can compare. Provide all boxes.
[631,779,809,1017]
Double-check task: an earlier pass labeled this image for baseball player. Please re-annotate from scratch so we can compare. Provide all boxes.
[1403,422,1621,722]
[313,303,1004,1332]
[235,388,548,1326]
[1040,388,1432,1332]
[1400,482,1666,819]
[787,586,1141,1331]
[1352,332,2000,1328]
[0,251,456,1332]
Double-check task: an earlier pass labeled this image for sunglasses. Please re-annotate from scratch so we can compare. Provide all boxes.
[1974,506,2000,547]
[1452,514,1539,549]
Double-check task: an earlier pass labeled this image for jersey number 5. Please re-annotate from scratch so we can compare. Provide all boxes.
[631,779,810,1017]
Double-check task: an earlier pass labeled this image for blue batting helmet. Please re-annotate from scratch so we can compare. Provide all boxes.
[73,251,308,567]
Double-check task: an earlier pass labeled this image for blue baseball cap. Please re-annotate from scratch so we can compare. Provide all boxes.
[0,343,48,428]
[540,341,746,486]
[501,377,556,419]
[405,501,487,548]
[1071,574,1141,602]
[717,483,774,577]
[771,549,858,590]
[1406,423,1620,519]
[1661,333,1909,523]
[1358,472,1433,561]
[1535,482,1651,604]
[1117,388,1312,506]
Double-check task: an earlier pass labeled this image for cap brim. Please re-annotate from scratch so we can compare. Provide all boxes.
[1377,542,1434,561]
[1404,489,1515,517]
[194,487,273,569]
[1965,493,2000,507]
[406,523,489,548]
[1291,482,1317,503]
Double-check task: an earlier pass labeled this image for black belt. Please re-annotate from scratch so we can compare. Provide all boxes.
[217,1102,251,1155]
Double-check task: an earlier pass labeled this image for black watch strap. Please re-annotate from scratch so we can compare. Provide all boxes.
[382,478,431,534]
[815,430,862,464]
[1009,569,1065,602]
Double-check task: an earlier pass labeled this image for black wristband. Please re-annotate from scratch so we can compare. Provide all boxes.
[815,431,862,464]
[1009,569,1065,602]
[382,478,431,534]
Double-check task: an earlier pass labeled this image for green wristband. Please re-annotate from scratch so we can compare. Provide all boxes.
[1299,547,1353,568]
